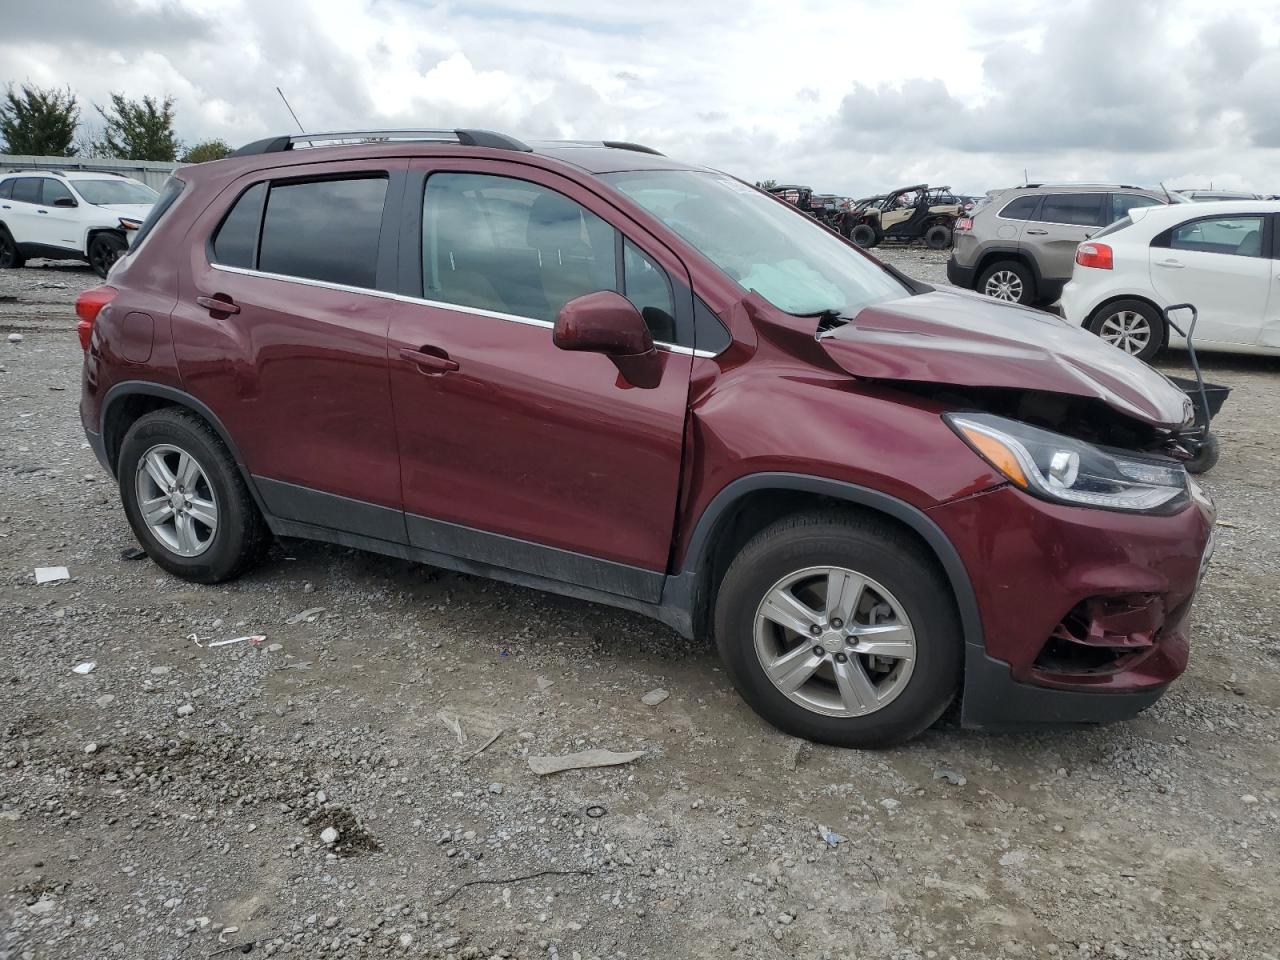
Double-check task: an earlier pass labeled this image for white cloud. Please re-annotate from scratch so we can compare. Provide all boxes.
[2,0,1279,195]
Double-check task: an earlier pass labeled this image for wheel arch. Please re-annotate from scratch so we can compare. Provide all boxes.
[85,226,127,255]
[667,473,983,649]
[99,382,270,516]
[974,247,1041,292]
[1082,292,1165,327]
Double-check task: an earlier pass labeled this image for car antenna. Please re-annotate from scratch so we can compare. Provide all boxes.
[1160,181,1173,203]
[276,86,306,133]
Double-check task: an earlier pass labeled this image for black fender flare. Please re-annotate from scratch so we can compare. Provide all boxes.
[665,472,984,650]
[975,246,1043,291]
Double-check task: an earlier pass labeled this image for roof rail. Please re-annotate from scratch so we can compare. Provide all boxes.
[1019,182,1145,190]
[231,128,533,157]
[600,140,664,156]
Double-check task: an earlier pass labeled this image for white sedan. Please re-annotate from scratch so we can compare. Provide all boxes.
[1060,200,1280,361]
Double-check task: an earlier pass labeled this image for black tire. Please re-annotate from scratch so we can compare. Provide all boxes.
[713,511,962,748]
[118,408,270,583]
[1184,432,1220,474]
[88,232,126,279]
[0,228,25,269]
[924,224,952,250]
[976,259,1035,305]
[1086,298,1165,363]
[850,224,877,248]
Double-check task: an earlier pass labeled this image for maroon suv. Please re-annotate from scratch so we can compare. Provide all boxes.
[78,128,1215,747]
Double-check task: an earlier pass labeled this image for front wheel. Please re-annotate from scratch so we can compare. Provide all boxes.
[1087,299,1165,363]
[849,224,877,248]
[714,512,962,748]
[88,232,126,279]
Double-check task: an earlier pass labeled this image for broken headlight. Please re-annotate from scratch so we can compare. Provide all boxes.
[946,413,1186,512]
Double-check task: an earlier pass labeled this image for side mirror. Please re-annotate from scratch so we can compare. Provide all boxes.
[554,291,660,388]
[53,197,78,208]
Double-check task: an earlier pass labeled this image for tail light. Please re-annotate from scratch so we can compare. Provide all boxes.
[954,217,973,232]
[75,286,117,351]
[1075,242,1113,269]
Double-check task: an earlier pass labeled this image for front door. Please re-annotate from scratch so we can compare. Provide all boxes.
[1150,212,1271,346]
[36,178,83,251]
[386,161,694,601]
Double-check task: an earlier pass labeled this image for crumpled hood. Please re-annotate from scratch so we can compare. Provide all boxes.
[819,289,1193,428]
[94,202,153,219]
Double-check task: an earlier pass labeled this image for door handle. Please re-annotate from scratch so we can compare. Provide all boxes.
[400,345,459,374]
[1155,259,1185,270]
[1024,228,1048,235]
[195,295,241,314]
[36,209,48,215]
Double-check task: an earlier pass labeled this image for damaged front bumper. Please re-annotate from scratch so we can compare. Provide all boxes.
[929,483,1215,729]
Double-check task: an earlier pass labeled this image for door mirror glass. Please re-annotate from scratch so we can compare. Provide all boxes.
[554,291,653,356]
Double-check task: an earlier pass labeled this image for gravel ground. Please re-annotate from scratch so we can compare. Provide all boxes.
[1,253,1278,960]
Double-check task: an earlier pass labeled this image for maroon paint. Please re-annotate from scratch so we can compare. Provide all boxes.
[79,139,1214,711]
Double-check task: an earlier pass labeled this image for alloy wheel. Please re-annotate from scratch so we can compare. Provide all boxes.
[134,444,219,557]
[752,565,917,718]
[1097,310,1152,355]
[983,270,1023,302]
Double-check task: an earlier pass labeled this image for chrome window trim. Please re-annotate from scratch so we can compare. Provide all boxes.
[209,263,717,357]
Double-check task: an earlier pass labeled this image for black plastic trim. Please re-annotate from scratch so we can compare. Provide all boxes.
[945,256,976,289]
[16,241,85,260]
[674,472,984,651]
[255,476,407,544]
[456,129,533,152]
[961,645,1165,728]
[231,136,292,157]
[405,513,663,603]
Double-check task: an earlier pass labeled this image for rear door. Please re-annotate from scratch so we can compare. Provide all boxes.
[384,159,694,600]
[1149,212,1271,346]
[1025,193,1107,281]
[175,160,409,540]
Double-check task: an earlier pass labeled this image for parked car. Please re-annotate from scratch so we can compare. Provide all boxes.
[77,128,1214,747]
[0,170,158,277]
[1061,199,1280,361]
[1177,189,1262,202]
[948,183,1187,306]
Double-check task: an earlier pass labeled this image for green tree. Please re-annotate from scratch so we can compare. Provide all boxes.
[181,138,232,163]
[94,93,181,161]
[0,83,79,156]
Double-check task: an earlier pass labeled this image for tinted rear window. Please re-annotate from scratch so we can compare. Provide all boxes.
[258,177,387,289]
[11,178,41,204]
[0,179,12,200]
[1040,193,1107,226]
[130,176,185,250]
[212,183,267,269]
[998,195,1039,220]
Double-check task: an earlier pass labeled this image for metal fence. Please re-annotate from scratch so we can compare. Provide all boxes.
[0,154,181,190]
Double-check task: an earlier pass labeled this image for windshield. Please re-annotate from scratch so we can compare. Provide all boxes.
[602,170,907,316]
[72,179,159,206]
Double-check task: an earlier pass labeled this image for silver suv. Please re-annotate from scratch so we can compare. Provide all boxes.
[947,184,1177,305]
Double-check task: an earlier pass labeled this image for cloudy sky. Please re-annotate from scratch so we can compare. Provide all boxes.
[4,0,1280,196]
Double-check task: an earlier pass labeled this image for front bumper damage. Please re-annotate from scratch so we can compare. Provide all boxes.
[929,484,1214,729]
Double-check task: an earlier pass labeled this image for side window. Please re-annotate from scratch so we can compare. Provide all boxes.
[211,182,267,269]
[1040,193,1107,226]
[1168,216,1265,258]
[42,179,74,206]
[10,178,41,204]
[623,240,676,342]
[423,172,618,324]
[0,179,13,200]
[997,195,1039,220]
[257,177,387,289]
[1111,193,1161,223]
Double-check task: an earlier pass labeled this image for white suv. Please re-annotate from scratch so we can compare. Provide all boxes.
[0,170,158,278]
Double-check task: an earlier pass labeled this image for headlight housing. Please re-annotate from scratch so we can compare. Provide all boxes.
[946,413,1187,513]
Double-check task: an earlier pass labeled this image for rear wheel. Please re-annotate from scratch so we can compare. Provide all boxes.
[1087,299,1165,363]
[714,511,961,748]
[850,224,877,248]
[0,229,24,269]
[88,232,126,279]
[977,260,1034,305]
[924,224,952,249]
[118,408,269,583]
